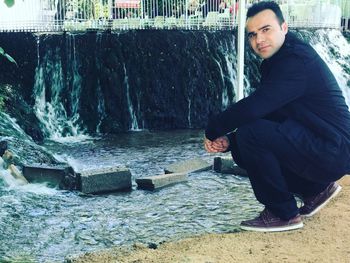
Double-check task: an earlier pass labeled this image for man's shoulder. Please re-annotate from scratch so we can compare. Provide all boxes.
[265,32,319,69]
[284,32,318,60]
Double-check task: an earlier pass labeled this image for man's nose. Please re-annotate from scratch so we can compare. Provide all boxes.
[256,33,265,44]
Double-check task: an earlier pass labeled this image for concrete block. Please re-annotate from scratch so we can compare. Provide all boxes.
[136,172,188,190]
[213,157,248,176]
[78,166,132,194]
[164,158,211,174]
[23,164,77,189]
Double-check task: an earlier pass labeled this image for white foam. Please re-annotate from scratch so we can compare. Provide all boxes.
[0,166,58,195]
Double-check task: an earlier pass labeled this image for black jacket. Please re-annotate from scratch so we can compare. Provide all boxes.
[205,32,350,174]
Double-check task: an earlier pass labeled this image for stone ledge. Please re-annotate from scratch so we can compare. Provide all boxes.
[164,158,211,174]
[136,172,188,190]
[23,163,77,189]
[78,166,132,194]
[23,164,133,194]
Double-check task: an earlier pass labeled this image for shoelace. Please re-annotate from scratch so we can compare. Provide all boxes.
[260,209,278,223]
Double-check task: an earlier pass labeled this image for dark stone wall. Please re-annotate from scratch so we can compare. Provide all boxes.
[1,30,261,138]
[3,29,346,141]
[67,30,240,133]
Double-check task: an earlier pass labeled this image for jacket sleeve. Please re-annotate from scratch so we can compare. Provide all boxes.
[205,55,307,141]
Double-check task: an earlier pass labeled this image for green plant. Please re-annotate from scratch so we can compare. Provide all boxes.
[0,1,18,66]
[0,47,17,65]
[1,0,17,112]
[4,0,15,7]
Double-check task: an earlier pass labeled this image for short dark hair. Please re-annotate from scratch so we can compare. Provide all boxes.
[247,1,285,25]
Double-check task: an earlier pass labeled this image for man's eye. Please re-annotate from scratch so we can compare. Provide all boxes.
[262,28,269,32]
[248,34,256,40]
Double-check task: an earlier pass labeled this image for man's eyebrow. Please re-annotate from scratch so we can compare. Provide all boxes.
[247,24,272,37]
[258,25,272,31]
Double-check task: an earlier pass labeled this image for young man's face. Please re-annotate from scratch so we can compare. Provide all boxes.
[246,9,288,59]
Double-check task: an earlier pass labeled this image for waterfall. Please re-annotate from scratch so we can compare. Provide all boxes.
[19,29,349,139]
[123,63,141,131]
[0,112,33,142]
[68,35,83,121]
[187,97,192,128]
[96,79,106,134]
[216,35,236,108]
[307,30,350,106]
[33,34,88,142]
[223,36,238,105]
[0,112,57,165]
[212,57,226,108]
[95,34,107,134]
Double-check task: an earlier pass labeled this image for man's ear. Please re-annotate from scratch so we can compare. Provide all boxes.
[282,22,288,34]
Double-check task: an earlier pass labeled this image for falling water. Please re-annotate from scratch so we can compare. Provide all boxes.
[95,34,107,134]
[123,63,141,131]
[67,35,83,121]
[96,80,107,133]
[0,112,33,142]
[307,30,350,105]
[187,97,192,128]
[212,57,226,107]
[33,35,88,142]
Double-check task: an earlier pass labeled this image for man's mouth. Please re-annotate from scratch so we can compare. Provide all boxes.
[258,45,270,52]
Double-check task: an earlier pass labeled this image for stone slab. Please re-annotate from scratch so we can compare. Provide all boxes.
[136,172,188,190]
[213,157,248,176]
[23,163,77,189]
[77,166,132,194]
[164,158,211,174]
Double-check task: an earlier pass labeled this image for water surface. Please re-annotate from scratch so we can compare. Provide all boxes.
[0,130,260,262]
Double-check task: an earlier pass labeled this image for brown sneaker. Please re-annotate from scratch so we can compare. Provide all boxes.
[240,209,303,232]
[300,182,342,218]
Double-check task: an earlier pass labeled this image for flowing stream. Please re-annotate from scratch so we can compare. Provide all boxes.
[0,130,260,262]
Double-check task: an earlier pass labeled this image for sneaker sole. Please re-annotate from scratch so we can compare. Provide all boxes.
[240,221,304,232]
[302,184,342,218]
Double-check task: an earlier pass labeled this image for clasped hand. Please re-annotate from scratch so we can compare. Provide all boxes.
[204,136,230,153]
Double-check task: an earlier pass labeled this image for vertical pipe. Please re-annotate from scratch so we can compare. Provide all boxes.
[185,0,188,29]
[236,0,245,101]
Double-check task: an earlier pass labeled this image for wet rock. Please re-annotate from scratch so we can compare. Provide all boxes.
[148,242,158,249]
[213,156,247,176]
[0,140,8,156]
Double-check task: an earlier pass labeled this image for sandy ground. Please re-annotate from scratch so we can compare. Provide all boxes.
[69,175,350,263]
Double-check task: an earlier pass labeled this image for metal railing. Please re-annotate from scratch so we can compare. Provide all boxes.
[0,0,348,32]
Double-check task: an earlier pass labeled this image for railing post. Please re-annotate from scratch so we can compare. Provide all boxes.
[236,0,245,101]
[108,0,113,19]
[185,0,189,29]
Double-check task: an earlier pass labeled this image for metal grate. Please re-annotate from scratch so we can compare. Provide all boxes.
[0,0,347,32]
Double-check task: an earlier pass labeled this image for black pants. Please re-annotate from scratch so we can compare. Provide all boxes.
[230,119,331,220]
